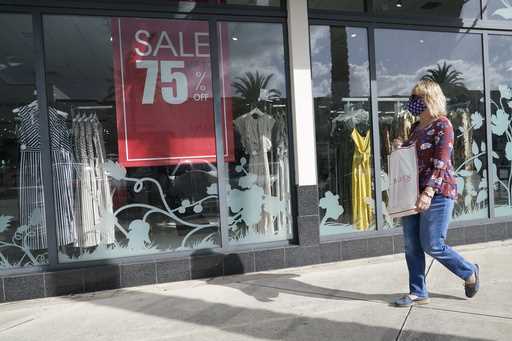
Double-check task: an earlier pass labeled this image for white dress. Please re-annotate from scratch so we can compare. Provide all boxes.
[234,111,275,234]
[273,111,291,233]
[72,114,115,247]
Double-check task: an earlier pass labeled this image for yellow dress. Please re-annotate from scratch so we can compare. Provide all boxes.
[351,129,373,230]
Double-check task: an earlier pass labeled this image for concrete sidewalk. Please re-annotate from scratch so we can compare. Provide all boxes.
[0,241,511,341]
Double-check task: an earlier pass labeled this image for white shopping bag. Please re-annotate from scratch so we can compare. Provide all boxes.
[388,145,419,218]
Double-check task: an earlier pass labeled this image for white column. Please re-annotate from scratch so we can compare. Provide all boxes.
[287,0,317,186]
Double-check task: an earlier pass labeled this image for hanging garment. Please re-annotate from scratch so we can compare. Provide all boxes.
[330,107,371,225]
[272,110,291,234]
[449,110,474,207]
[391,111,415,141]
[234,110,275,234]
[16,103,77,250]
[72,113,115,247]
[92,117,115,244]
[351,129,373,230]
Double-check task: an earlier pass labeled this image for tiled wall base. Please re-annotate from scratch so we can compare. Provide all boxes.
[1,222,510,303]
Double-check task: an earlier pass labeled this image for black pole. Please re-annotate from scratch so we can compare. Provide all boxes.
[33,12,59,267]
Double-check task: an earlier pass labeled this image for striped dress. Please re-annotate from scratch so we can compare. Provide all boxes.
[16,104,78,250]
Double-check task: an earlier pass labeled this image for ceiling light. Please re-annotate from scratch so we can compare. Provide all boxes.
[232,36,238,41]
[351,33,357,38]
[396,0,403,8]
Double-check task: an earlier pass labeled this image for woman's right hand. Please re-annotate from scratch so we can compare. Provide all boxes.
[415,192,432,212]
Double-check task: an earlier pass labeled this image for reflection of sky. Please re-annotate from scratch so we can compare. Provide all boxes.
[488,35,512,89]
[221,22,287,96]
[310,26,369,97]
[375,29,483,96]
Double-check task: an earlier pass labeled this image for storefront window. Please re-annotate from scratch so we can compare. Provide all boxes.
[486,0,512,20]
[375,0,481,19]
[375,29,487,227]
[308,0,365,12]
[218,22,293,245]
[0,14,49,269]
[44,15,221,262]
[488,35,512,217]
[310,25,375,235]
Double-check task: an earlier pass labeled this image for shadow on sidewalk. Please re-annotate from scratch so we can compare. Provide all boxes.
[206,272,465,304]
[46,252,489,341]
[80,289,486,341]
[205,255,466,305]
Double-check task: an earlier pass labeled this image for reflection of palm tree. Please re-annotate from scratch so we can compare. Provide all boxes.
[421,61,467,94]
[232,71,281,105]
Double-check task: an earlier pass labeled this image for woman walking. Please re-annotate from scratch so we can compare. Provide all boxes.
[394,80,480,307]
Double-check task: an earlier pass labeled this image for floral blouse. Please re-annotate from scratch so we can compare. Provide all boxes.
[404,116,457,199]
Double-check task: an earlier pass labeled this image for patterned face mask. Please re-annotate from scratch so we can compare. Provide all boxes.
[407,95,427,116]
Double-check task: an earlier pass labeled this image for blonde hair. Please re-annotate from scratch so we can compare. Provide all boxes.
[411,80,447,117]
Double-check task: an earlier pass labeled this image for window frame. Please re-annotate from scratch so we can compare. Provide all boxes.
[308,0,512,32]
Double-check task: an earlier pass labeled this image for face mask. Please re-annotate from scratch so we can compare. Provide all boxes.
[407,95,427,116]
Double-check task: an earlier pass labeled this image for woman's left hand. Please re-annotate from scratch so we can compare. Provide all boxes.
[416,193,432,212]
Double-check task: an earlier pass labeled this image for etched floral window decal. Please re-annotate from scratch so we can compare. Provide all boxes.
[0,211,48,268]
[452,109,488,221]
[490,84,512,216]
[228,157,291,244]
[491,0,512,19]
[56,157,291,261]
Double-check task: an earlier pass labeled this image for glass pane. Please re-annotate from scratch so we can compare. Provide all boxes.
[310,26,375,235]
[218,22,293,245]
[44,15,221,262]
[309,0,365,12]
[0,14,49,269]
[375,29,486,226]
[486,0,512,20]
[375,0,481,19]
[488,35,512,217]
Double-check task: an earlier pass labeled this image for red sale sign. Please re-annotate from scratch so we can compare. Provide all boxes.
[112,17,233,167]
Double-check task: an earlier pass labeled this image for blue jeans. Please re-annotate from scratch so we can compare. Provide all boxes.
[401,195,476,298]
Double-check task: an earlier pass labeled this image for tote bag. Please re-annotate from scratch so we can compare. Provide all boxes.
[388,145,419,218]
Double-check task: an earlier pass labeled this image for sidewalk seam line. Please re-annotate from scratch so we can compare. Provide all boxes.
[416,305,512,321]
[0,318,35,334]
[395,307,412,341]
